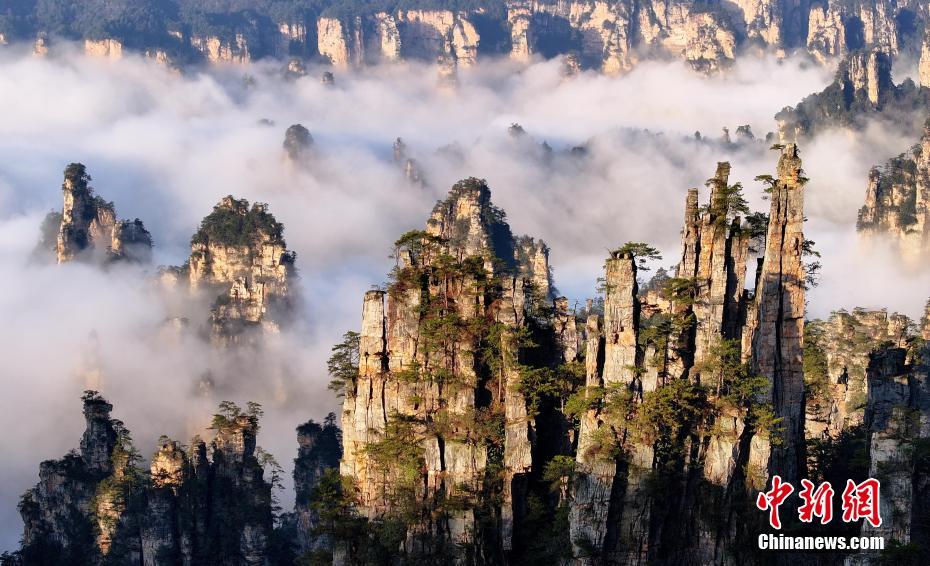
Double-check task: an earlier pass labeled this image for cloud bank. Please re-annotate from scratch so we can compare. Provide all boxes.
[0,47,925,548]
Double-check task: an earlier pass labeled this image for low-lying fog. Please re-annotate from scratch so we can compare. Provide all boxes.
[0,45,925,548]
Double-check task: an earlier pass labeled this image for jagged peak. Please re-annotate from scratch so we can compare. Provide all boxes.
[151,437,188,489]
[283,123,314,161]
[79,390,117,475]
[191,195,286,248]
[425,177,515,267]
[62,163,93,193]
[683,187,700,223]
[81,389,113,419]
[776,143,803,184]
[52,162,153,264]
[705,160,732,214]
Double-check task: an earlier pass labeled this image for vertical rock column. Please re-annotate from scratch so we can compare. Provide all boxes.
[608,253,650,566]
[690,163,750,369]
[340,290,388,516]
[862,348,913,545]
[293,418,342,556]
[671,163,751,486]
[691,164,736,366]
[748,144,806,485]
[211,415,272,566]
[56,163,116,263]
[554,297,579,363]
[141,440,189,565]
[500,276,532,551]
[569,252,641,562]
[920,29,930,89]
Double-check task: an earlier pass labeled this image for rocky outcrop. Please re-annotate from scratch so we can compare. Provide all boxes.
[187,196,296,342]
[920,29,930,89]
[776,49,930,141]
[293,415,342,556]
[569,251,644,562]
[392,137,426,186]
[845,330,930,563]
[506,0,737,73]
[317,17,351,67]
[746,143,806,485]
[16,394,284,565]
[680,163,750,371]
[805,308,910,439]
[7,0,929,72]
[15,131,930,565]
[51,163,153,264]
[553,297,579,362]
[111,220,154,264]
[563,145,809,563]
[514,236,552,300]
[191,34,252,64]
[806,1,906,63]
[283,123,314,163]
[668,163,753,491]
[338,178,562,561]
[397,10,479,66]
[84,39,123,59]
[18,392,131,564]
[858,120,930,263]
[316,10,477,69]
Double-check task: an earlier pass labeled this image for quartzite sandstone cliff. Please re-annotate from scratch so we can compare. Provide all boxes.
[6,0,929,73]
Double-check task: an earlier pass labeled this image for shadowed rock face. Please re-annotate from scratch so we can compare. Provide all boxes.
[805,308,910,440]
[283,124,314,162]
[16,395,280,566]
[293,416,342,556]
[845,322,930,562]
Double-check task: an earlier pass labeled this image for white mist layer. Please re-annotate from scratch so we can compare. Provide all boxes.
[0,48,924,548]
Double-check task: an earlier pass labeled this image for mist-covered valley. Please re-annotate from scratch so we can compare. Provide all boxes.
[2,42,930,563]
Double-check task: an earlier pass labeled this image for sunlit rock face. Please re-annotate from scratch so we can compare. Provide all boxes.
[43,163,153,265]
[6,0,923,73]
[564,146,807,563]
[805,308,911,440]
[776,49,930,142]
[858,121,930,265]
[746,144,807,485]
[84,39,123,59]
[338,177,562,561]
[187,196,296,344]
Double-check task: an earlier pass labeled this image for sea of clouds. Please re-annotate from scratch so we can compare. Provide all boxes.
[0,44,927,549]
